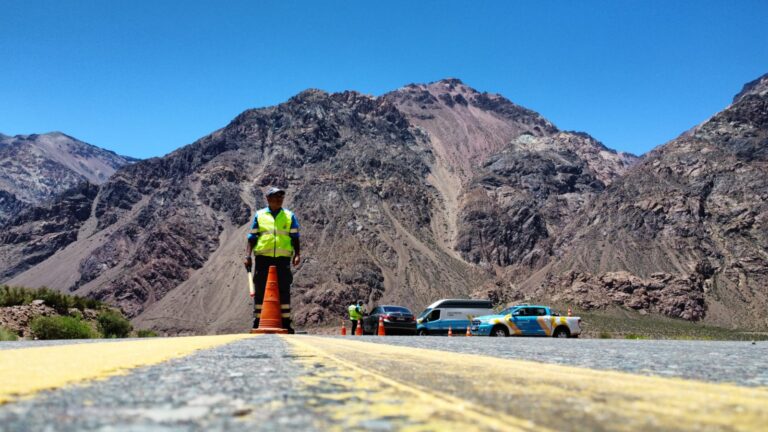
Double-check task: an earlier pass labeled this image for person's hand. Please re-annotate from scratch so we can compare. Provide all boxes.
[243,256,252,271]
[292,254,301,267]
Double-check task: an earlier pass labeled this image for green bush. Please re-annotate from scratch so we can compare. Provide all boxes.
[0,285,32,307]
[624,333,649,340]
[0,285,104,313]
[30,316,96,340]
[136,329,159,338]
[598,331,612,339]
[0,326,18,341]
[97,310,132,338]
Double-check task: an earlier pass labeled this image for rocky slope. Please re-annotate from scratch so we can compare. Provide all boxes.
[520,73,768,329]
[6,75,764,333]
[0,132,136,224]
[0,183,99,280]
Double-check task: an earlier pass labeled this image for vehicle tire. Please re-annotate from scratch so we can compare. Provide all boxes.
[553,326,571,338]
[418,329,429,336]
[490,325,509,337]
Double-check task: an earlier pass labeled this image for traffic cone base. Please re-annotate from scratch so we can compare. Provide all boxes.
[448,326,453,337]
[466,326,471,337]
[251,266,289,334]
[355,319,363,336]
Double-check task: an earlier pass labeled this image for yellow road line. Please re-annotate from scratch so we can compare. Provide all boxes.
[285,336,768,431]
[0,334,254,404]
[285,335,542,432]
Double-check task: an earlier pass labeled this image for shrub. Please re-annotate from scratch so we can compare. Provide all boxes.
[624,333,649,340]
[0,326,18,341]
[598,332,612,339]
[0,285,32,307]
[136,329,159,338]
[1,285,105,313]
[97,310,133,338]
[30,316,96,340]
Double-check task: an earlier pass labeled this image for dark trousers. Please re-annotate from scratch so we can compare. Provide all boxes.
[252,256,293,330]
[350,319,359,335]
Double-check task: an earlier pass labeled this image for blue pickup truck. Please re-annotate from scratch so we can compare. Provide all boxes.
[470,304,582,338]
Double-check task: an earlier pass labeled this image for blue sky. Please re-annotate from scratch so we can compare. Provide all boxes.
[1,1,766,159]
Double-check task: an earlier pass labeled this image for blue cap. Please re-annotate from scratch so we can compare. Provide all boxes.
[265,186,285,197]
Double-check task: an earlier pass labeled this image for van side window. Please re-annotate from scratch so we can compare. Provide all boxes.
[535,308,547,316]
[429,310,441,321]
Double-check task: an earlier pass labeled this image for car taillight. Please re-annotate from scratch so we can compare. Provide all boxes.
[381,315,391,321]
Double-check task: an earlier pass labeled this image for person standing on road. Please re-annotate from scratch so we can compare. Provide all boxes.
[348,300,364,334]
[244,187,301,333]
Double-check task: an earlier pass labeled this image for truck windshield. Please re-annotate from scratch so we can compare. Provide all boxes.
[418,308,432,319]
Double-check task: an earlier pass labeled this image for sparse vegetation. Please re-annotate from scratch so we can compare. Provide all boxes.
[136,329,159,338]
[97,310,133,338]
[0,326,18,341]
[0,285,103,313]
[30,316,97,340]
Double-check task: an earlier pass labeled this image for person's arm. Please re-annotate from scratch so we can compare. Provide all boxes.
[244,213,259,269]
[291,237,301,266]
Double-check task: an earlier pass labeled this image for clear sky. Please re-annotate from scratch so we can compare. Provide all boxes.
[2,1,766,159]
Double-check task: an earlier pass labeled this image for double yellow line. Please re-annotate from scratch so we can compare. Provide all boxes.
[285,336,768,431]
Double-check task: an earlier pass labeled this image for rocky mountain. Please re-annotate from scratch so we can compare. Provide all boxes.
[6,74,765,334]
[0,132,136,224]
[0,183,99,281]
[385,80,636,272]
[1,80,638,334]
[518,73,768,329]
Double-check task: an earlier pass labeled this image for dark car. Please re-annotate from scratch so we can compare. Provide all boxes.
[362,305,417,335]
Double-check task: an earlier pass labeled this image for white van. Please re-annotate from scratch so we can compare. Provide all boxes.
[416,299,494,336]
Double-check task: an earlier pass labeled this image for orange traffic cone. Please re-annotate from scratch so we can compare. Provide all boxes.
[448,326,453,337]
[355,319,363,336]
[466,326,471,337]
[250,266,288,334]
[567,307,572,316]
[341,320,347,336]
[377,316,386,336]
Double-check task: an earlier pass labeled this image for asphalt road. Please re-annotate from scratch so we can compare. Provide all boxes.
[1,335,766,431]
[355,335,768,386]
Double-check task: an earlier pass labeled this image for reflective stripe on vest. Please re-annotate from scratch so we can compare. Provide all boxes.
[253,208,295,258]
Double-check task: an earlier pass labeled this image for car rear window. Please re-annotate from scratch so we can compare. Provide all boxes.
[384,306,411,314]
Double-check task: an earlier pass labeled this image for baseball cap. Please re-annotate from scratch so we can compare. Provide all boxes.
[265,186,285,197]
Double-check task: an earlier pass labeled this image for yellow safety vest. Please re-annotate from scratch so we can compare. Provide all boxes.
[348,304,361,320]
[252,208,296,258]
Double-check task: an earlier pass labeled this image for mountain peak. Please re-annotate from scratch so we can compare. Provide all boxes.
[732,72,768,104]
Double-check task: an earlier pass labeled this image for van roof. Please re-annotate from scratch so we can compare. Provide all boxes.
[425,298,493,309]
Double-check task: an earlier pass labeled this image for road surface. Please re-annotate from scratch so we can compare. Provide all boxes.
[1,335,766,431]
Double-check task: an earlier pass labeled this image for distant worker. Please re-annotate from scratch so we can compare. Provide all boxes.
[244,187,301,333]
[348,300,365,334]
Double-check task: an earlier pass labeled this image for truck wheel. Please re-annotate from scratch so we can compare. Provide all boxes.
[490,325,509,337]
[418,329,429,336]
[553,327,570,338]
